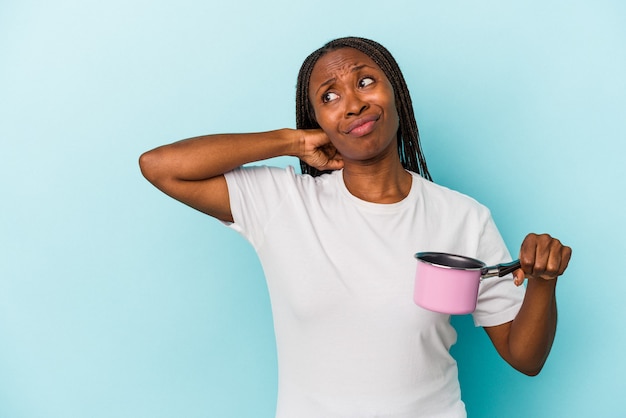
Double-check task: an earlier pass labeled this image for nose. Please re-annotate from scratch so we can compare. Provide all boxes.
[344,90,368,116]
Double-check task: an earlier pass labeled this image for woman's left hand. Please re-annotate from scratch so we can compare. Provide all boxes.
[513,233,572,286]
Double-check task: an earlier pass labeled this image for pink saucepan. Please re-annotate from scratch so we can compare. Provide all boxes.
[414,252,521,315]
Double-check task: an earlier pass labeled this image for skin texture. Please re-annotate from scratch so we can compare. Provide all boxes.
[139,47,572,376]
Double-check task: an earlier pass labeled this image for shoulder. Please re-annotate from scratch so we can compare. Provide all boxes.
[225,164,298,187]
[225,164,338,193]
[227,164,295,179]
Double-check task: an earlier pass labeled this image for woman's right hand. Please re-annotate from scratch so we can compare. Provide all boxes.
[297,129,344,171]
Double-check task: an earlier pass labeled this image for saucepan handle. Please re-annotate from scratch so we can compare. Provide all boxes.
[481,259,521,279]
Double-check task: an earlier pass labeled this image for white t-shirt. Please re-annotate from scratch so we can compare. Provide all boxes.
[224,165,524,418]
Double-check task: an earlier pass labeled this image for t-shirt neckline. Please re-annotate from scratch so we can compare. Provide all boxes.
[333,169,419,213]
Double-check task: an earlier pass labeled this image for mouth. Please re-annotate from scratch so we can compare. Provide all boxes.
[344,114,380,137]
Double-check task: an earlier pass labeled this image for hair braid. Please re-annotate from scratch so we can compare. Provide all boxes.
[295,36,432,181]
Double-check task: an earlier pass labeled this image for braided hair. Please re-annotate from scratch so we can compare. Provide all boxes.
[296,36,432,181]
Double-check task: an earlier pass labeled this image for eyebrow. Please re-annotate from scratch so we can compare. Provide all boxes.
[315,64,372,95]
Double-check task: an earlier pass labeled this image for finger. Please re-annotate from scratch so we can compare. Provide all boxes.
[512,269,525,286]
[557,245,572,276]
[321,158,344,170]
[530,235,555,279]
[321,147,343,170]
[519,233,539,276]
[544,238,565,278]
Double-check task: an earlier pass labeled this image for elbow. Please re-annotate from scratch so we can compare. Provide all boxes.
[509,355,548,377]
[518,365,543,377]
[139,148,165,185]
[505,332,555,377]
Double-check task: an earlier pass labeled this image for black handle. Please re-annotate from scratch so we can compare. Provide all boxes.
[481,259,521,278]
[497,259,521,277]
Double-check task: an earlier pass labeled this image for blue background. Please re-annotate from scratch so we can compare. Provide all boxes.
[1,0,624,417]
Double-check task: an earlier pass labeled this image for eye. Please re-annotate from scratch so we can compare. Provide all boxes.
[358,77,375,88]
[322,91,339,103]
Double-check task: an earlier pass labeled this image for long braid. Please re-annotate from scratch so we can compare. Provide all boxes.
[295,37,432,181]
[295,48,328,177]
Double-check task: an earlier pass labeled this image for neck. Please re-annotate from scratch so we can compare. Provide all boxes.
[342,160,412,204]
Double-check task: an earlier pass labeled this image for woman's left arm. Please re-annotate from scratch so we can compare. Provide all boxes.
[484,233,572,376]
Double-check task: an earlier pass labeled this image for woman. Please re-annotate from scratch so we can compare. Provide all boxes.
[139,37,571,417]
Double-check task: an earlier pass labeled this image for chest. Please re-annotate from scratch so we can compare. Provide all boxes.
[258,203,451,324]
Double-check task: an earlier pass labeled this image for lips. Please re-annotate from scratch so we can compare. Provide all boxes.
[343,114,380,137]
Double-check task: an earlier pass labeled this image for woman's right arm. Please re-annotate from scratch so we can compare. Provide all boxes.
[138,128,342,222]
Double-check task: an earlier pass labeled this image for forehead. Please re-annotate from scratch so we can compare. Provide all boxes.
[309,48,383,88]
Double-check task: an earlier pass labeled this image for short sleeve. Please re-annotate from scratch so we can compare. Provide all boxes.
[223,165,296,249]
[471,213,525,327]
